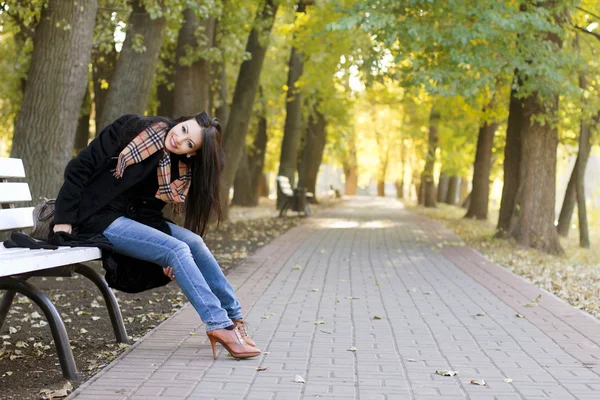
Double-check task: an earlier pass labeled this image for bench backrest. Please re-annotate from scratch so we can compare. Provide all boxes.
[0,157,34,231]
[276,176,294,197]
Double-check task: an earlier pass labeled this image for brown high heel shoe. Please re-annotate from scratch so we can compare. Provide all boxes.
[232,319,256,347]
[207,327,261,360]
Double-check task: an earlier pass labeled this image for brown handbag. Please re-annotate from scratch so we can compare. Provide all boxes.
[30,198,56,241]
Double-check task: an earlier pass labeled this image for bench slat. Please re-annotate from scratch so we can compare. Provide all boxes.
[0,182,32,203]
[0,207,34,230]
[0,158,26,178]
[0,244,102,276]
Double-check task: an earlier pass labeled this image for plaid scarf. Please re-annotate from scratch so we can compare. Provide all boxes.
[113,121,191,204]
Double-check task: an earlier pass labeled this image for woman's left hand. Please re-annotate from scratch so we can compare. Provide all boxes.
[163,266,175,280]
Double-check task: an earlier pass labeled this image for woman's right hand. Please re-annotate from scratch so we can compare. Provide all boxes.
[53,223,73,234]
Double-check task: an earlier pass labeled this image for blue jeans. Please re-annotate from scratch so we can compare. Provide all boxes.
[103,216,243,330]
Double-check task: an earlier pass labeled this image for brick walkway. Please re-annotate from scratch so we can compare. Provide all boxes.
[69,196,600,400]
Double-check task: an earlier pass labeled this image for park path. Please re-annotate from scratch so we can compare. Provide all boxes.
[69,196,600,400]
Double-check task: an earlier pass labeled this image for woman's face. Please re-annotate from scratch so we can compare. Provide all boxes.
[164,118,203,156]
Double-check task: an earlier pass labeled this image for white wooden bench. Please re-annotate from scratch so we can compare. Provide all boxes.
[0,157,128,381]
[275,175,313,217]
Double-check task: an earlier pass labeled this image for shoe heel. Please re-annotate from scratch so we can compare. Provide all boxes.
[208,336,218,360]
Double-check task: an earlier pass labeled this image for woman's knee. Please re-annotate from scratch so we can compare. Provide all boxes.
[165,240,193,265]
[184,233,207,253]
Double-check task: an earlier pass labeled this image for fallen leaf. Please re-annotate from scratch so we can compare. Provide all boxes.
[294,374,306,383]
[515,314,525,318]
[435,369,458,377]
[8,327,17,334]
[292,265,302,270]
[470,379,486,386]
[407,359,418,362]
[5,371,13,376]
[504,378,513,383]
[189,332,197,336]
[423,291,431,295]
[91,316,101,321]
[314,320,326,325]
[347,346,357,352]
[256,366,268,371]
[39,381,72,399]
[475,313,487,317]
[79,328,88,334]
[311,288,319,292]
[373,316,382,320]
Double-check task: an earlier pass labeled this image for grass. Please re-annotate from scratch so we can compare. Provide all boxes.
[406,202,600,320]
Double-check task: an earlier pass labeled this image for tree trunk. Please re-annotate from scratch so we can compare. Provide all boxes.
[258,173,269,197]
[156,57,175,118]
[277,2,306,207]
[98,2,167,129]
[397,140,406,199]
[343,133,358,195]
[211,18,229,126]
[376,146,389,197]
[298,108,327,203]
[232,111,268,206]
[10,0,98,202]
[507,93,563,254]
[73,85,92,155]
[91,9,118,134]
[496,75,523,236]
[422,106,440,207]
[437,172,449,202]
[460,176,470,205]
[445,176,459,205]
[249,113,268,204]
[231,146,253,206]
[556,155,578,236]
[465,121,498,219]
[220,0,278,220]
[172,10,215,117]
[576,117,592,248]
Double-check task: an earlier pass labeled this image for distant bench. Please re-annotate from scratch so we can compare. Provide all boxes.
[276,175,313,217]
[0,157,128,381]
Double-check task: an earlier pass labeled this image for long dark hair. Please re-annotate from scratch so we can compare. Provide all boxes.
[120,112,224,237]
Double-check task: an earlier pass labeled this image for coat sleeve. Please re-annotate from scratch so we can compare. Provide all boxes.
[54,114,140,224]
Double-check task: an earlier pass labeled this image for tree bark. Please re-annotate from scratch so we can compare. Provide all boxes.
[91,7,118,134]
[73,85,92,155]
[156,56,175,118]
[232,112,268,206]
[211,18,229,126]
[343,132,358,195]
[231,145,253,206]
[11,0,98,202]
[397,140,406,199]
[465,121,498,219]
[277,1,307,207]
[220,0,278,219]
[172,10,215,117]
[496,75,523,236]
[437,172,449,202]
[576,116,592,248]
[445,176,459,205]
[422,106,440,207]
[98,2,167,129]
[556,155,578,236]
[460,176,470,206]
[298,107,327,203]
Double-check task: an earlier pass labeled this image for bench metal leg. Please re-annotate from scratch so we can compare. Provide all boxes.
[279,199,292,217]
[304,203,312,217]
[0,290,18,330]
[0,277,78,381]
[73,264,129,344]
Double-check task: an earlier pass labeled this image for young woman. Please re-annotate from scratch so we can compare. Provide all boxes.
[52,112,261,360]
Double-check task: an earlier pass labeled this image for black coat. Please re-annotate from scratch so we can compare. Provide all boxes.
[52,114,171,293]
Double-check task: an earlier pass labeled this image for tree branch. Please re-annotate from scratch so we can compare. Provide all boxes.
[575,6,600,22]
[571,23,600,42]
[0,2,34,37]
